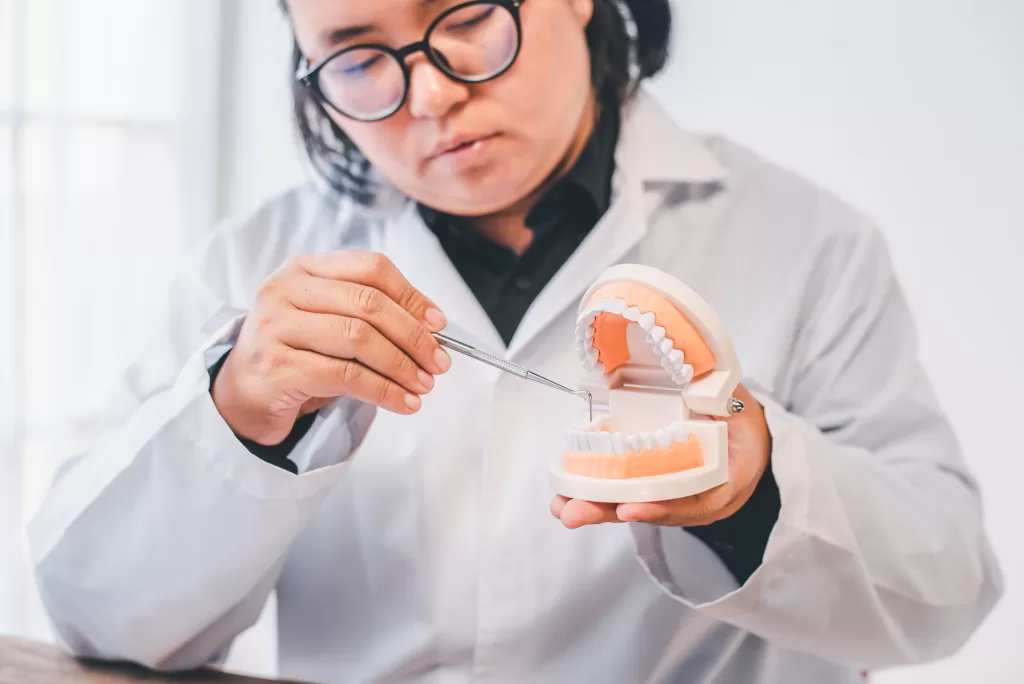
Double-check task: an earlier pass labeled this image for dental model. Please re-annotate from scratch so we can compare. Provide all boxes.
[550,264,743,503]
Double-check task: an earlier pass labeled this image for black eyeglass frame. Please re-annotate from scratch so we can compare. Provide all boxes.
[297,0,527,122]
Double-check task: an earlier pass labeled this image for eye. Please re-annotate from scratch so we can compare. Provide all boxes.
[444,5,497,33]
[343,53,384,75]
[324,51,389,82]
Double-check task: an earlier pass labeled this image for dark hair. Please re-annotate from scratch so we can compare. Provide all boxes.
[282,0,673,204]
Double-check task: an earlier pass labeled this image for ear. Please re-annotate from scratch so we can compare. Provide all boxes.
[569,0,594,27]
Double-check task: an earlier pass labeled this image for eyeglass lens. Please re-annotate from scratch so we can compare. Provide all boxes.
[315,2,520,121]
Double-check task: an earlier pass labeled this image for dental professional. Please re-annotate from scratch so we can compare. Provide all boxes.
[28,0,1002,682]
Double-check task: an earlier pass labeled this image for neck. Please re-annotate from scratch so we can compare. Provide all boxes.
[469,97,599,255]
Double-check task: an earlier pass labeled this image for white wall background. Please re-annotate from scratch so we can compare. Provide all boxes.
[217,0,1023,681]
[219,0,306,219]
[648,2,1023,681]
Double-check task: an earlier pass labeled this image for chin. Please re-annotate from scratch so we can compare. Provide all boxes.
[419,169,536,217]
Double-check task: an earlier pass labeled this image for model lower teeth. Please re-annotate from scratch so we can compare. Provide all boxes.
[564,421,691,455]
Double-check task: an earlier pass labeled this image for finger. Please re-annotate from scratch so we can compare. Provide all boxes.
[559,499,621,529]
[277,310,434,395]
[295,251,447,332]
[292,349,422,415]
[281,276,449,376]
[615,501,679,525]
[550,495,570,519]
[693,493,750,526]
[299,397,330,416]
[617,485,734,525]
[617,486,750,527]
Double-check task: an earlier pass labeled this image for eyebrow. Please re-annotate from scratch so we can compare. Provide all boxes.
[319,0,448,48]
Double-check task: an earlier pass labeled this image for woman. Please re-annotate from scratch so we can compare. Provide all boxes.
[29,1,1002,682]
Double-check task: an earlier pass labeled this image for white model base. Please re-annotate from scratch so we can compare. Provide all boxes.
[551,421,728,503]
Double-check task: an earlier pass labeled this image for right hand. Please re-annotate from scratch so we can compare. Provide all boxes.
[212,251,451,446]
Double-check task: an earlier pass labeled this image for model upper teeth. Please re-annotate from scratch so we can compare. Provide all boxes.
[564,421,691,455]
[605,298,628,314]
[575,299,695,385]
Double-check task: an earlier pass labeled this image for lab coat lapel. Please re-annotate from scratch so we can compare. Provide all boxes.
[384,201,504,349]
[506,90,728,360]
[505,171,646,360]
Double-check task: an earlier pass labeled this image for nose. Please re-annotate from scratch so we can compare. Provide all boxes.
[405,56,470,119]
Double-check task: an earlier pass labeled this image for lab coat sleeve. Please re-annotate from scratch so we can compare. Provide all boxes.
[26,204,375,672]
[630,222,1004,670]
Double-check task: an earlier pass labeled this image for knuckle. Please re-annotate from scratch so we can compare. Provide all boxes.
[283,254,307,274]
[359,251,391,279]
[342,317,369,344]
[253,346,288,379]
[257,276,283,302]
[395,286,422,313]
[355,287,386,317]
[690,492,716,520]
[406,322,430,351]
[395,350,418,380]
[251,313,279,339]
[258,272,301,307]
[374,378,394,406]
[338,359,362,387]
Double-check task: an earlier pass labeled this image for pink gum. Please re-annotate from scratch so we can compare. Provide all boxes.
[586,282,717,378]
[563,435,705,479]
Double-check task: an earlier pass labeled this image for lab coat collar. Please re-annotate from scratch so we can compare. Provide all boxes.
[386,203,505,349]
[614,89,728,184]
[383,89,729,356]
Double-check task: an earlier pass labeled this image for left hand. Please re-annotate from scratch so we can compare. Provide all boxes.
[550,383,771,529]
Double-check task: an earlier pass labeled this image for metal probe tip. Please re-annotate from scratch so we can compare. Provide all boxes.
[575,390,593,423]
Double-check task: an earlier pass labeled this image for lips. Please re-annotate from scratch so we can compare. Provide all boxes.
[430,133,498,159]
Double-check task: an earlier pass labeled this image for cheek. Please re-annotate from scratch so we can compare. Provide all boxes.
[529,23,590,113]
[486,13,593,148]
[332,115,419,181]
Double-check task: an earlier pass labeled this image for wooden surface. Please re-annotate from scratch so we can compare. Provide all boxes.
[0,638,300,684]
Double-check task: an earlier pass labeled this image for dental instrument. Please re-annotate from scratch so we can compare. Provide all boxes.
[434,332,594,422]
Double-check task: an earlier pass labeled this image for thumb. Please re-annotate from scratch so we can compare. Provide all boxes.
[300,397,330,416]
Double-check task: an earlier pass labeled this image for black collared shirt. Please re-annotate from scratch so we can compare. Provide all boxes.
[210,104,781,586]
[417,104,620,345]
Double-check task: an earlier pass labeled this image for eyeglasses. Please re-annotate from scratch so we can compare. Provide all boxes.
[297,0,528,123]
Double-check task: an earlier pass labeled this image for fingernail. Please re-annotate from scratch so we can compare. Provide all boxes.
[434,347,451,373]
[417,369,434,390]
[617,506,636,522]
[405,393,422,411]
[424,308,447,332]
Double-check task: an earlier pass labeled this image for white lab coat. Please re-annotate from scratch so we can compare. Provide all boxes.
[28,91,1002,684]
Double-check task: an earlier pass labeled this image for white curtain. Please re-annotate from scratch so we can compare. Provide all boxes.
[1,0,223,639]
